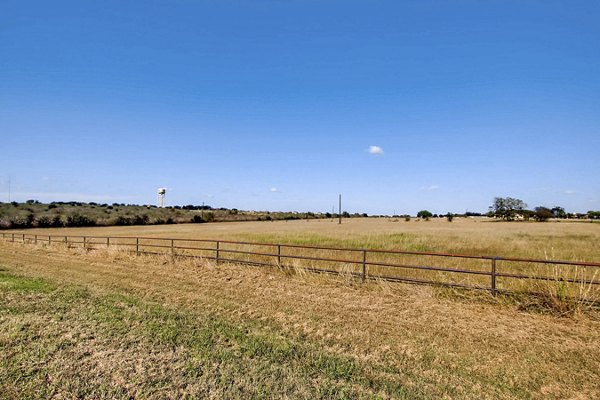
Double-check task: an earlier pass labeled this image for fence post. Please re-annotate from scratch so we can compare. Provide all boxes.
[491,257,498,293]
[65,236,68,246]
[12,233,14,242]
[83,236,86,250]
[107,237,110,248]
[216,241,220,264]
[170,239,175,260]
[362,250,367,282]
[34,235,37,245]
[48,235,51,245]
[136,237,140,256]
[277,244,281,266]
[22,234,25,243]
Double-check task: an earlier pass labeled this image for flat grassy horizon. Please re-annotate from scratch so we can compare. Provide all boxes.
[11,217,600,262]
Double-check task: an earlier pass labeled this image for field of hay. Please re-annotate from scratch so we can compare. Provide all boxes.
[2,218,600,398]
[12,217,600,298]
[15,217,600,261]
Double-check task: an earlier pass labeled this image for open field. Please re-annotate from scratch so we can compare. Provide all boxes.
[10,218,600,300]
[1,239,600,399]
[14,217,600,260]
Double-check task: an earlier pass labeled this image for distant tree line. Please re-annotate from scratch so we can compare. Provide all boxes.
[1,199,598,230]
[489,197,598,222]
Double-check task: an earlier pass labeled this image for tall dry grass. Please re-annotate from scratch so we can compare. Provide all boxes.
[3,230,599,315]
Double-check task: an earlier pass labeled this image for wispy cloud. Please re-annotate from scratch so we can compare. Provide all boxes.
[270,187,280,193]
[420,185,440,191]
[564,189,576,195]
[368,145,384,155]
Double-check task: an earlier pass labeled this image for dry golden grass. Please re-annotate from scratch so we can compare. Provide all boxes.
[10,217,600,301]
[1,239,600,398]
[16,217,600,261]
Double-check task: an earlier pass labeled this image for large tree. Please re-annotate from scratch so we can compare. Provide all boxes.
[551,206,567,219]
[534,206,553,222]
[417,210,433,219]
[489,197,528,221]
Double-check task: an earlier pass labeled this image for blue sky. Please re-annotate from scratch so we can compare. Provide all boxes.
[1,1,599,215]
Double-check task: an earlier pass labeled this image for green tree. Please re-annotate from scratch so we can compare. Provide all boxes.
[551,206,567,218]
[588,211,600,220]
[489,197,528,221]
[534,207,553,222]
[417,210,433,219]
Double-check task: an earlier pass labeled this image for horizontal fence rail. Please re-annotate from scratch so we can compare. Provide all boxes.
[2,232,600,299]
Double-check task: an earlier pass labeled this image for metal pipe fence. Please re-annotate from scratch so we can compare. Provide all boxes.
[2,232,600,298]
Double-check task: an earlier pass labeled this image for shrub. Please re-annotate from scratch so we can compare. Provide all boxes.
[134,214,149,225]
[0,217,13,229]
[114,214,149,226]
[10,213,34,229]
[203,212,215,222]
[114,216,131,226]
[36,215,63,228]
[191,215,205,223]
[35,215,52,227]
[65,214,96,227]
[446,213,454,222]
[50,215,63,227]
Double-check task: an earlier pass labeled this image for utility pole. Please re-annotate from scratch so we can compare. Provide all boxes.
[338,194,342,224]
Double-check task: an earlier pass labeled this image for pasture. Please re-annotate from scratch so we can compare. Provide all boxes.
[13,217,600,299]
[2,218,600,398]
[15,217,600,260]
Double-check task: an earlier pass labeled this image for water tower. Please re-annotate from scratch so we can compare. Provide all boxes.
[157,188,166,207]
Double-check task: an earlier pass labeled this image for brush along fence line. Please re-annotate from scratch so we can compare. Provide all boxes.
[2,232,600,298]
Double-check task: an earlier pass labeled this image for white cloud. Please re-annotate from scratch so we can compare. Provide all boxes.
[564,190,576,195]
[270,187,280,193]
[368,145,384,155]
[420,185,440,191]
